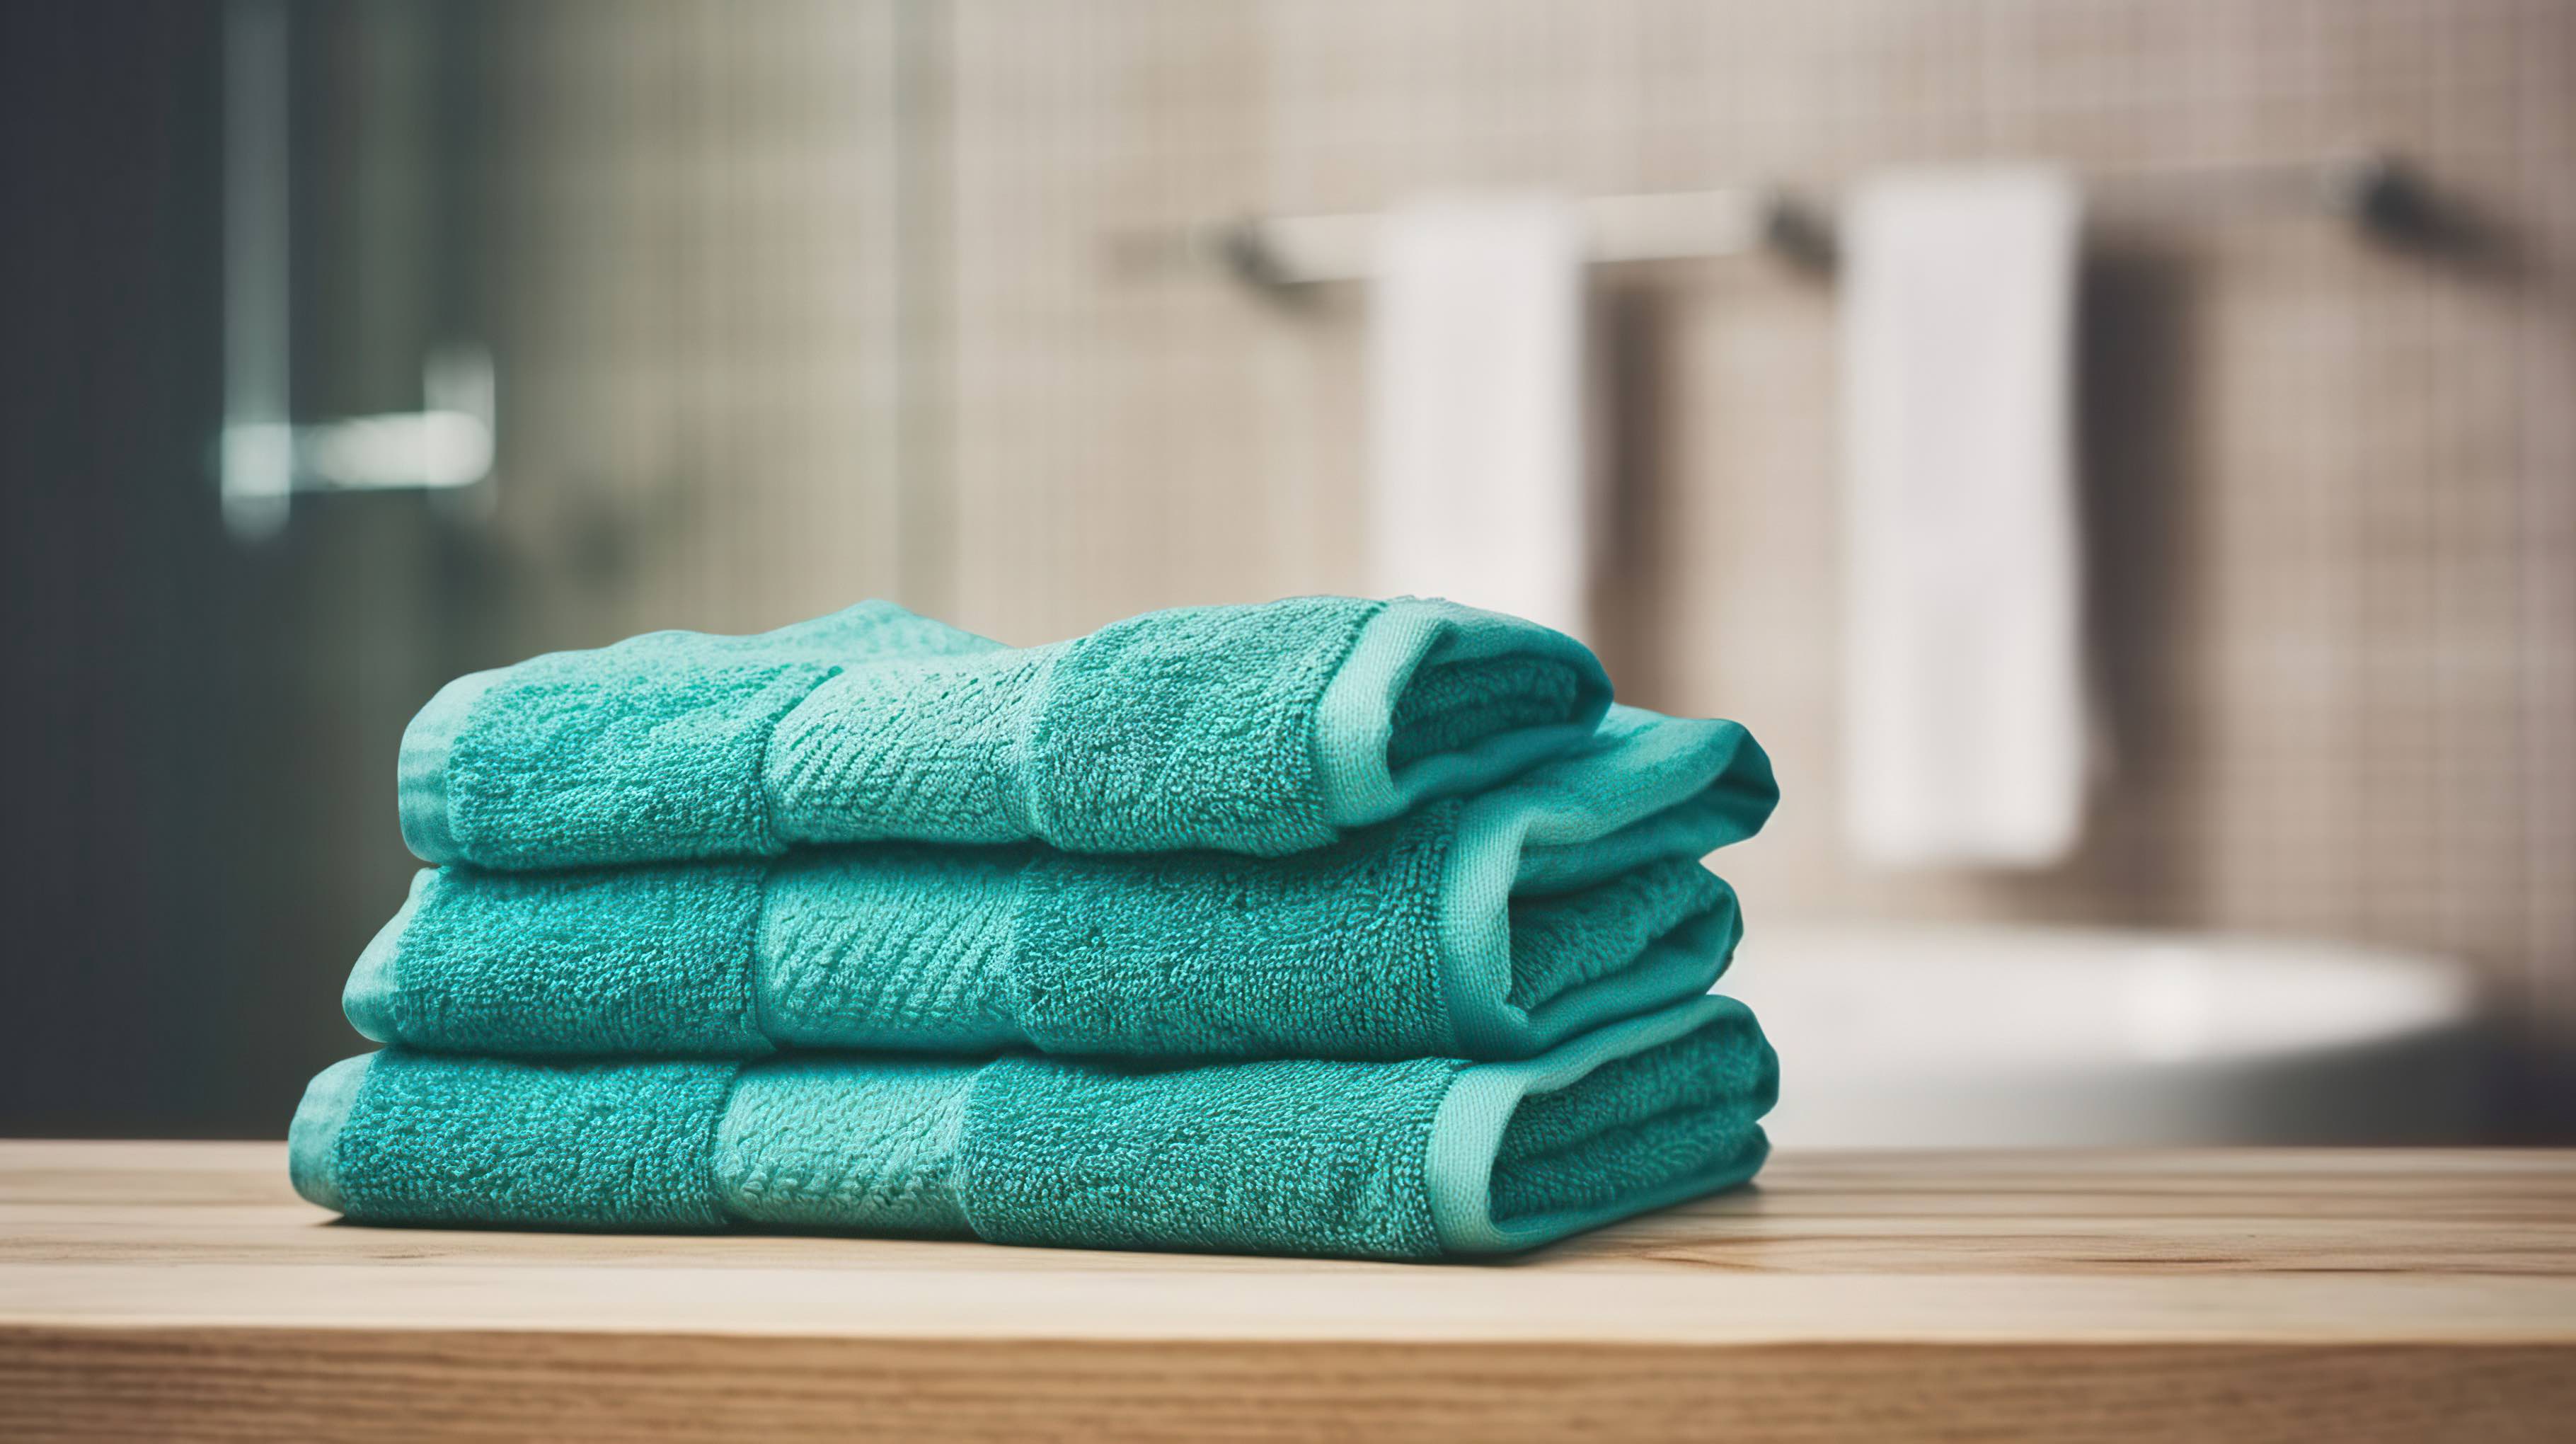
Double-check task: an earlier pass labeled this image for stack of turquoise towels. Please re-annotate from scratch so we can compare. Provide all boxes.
[289,596,1781,1259]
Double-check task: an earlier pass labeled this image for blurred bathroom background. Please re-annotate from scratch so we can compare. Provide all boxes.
[4,0,2571,1144]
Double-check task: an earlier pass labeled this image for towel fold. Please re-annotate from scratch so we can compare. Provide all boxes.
[401,595,1611,869]
[350,706,1775,1062]
[289,995,1774,1260]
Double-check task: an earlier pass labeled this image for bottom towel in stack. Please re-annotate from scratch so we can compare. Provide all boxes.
[289,995,1774,1261]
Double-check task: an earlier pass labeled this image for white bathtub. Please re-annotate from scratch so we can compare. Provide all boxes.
[1719,922,2499,1147]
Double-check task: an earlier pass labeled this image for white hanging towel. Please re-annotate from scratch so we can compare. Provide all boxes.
[1841,166,2089,868]
[1368,194,1594,641]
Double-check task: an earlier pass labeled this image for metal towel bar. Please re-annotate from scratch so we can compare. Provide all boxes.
[1113,150,2421,297]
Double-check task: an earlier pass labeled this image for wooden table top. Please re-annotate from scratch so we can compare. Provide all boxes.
[3,1142,2572,1441]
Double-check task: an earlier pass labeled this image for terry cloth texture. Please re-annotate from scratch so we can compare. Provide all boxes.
[289,995,1774,1261]
[349,706,1775,1062]
[400,596,1611,869]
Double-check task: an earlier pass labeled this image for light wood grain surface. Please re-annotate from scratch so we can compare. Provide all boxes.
[2,1143,2570,1440]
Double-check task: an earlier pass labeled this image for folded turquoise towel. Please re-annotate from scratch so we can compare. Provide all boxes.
[289,995,1774,1260]
[350,706,1774,1062]
[401,596,1611,869]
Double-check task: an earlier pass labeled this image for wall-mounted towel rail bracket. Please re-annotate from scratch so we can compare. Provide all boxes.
[1112,149,2425,301]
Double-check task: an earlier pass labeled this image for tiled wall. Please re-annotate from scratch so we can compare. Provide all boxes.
[466,1,2575,1050]
[464,0,915,648]
[921,0,2576,1045]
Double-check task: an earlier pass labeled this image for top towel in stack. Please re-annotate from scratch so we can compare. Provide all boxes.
[292,596,1781,1259]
